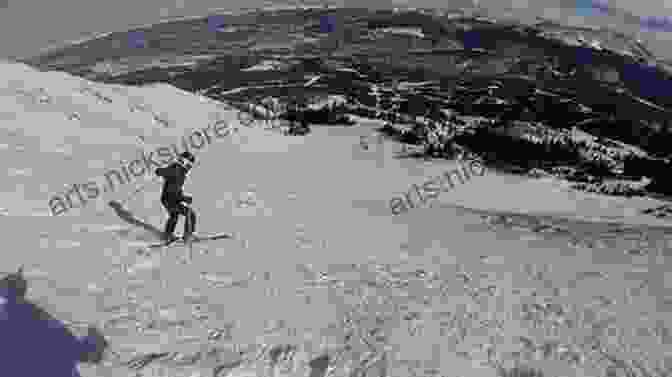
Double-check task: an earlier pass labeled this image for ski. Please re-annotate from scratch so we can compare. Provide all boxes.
[147,238,180,249]
[147,232,232,249]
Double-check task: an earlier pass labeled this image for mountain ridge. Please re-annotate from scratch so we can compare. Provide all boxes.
[20,6,672,200]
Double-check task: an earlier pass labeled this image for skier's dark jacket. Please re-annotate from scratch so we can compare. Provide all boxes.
[155,163,189,203]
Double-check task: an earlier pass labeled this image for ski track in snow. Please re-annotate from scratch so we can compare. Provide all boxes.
[1,59,672,377]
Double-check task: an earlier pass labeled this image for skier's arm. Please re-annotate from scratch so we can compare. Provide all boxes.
[155,163,177,178]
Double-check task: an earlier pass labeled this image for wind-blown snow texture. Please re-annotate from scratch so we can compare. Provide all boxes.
[2,57,672,377]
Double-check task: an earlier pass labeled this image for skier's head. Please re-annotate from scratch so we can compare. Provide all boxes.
[177,152,195,170]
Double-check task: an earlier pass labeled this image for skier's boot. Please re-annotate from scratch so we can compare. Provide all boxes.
[182,232,202,243]
[182,207,197,243]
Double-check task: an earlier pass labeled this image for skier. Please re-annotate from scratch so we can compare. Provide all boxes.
[155,151,197,242]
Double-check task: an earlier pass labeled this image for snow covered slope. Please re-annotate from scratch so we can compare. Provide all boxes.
[0,60,236,217]
[3,59,672,377]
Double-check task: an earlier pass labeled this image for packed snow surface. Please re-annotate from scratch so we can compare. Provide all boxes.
[2,59,672,377]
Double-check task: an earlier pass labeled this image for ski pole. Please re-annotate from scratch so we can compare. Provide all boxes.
[109,135,159,207]
[185,204,194,259]
[114,176,158,206]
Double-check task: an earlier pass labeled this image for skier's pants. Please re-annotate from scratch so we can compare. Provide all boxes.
[161,197,196,236]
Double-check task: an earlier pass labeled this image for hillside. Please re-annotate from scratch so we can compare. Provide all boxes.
[3,6,672,377]
[22,7,672,202]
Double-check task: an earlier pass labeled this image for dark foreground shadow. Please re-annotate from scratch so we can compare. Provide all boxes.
[0,267,108,377]
[108,200,164,239]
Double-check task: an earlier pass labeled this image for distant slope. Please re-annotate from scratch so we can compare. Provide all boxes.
[19,7,672,188]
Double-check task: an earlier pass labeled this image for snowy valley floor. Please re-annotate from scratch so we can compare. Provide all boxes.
[2,62,672,377]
